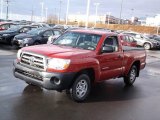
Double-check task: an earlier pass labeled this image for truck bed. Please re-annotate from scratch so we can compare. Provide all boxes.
[123,46,145,51]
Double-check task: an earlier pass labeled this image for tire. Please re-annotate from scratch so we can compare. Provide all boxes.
[71,74,91,102]
[33,41,40,45]
[143,43,151,50]
[10,38,14,45]
[124,65,137,86]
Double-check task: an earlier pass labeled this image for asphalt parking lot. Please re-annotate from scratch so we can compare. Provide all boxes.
[0,44,160,120]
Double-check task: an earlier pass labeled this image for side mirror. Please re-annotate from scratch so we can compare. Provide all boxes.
[101,46,114,53]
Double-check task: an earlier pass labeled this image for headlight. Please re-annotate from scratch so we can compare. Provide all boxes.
[17,49,22,59]
[3,34,10,36]
[48,58,70,70]
[23,38,32,43]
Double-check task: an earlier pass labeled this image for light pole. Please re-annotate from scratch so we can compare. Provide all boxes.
[40,2,44,22]
[58,0,62,24]
[107,12,111,26]
[85,0,90,28]
[0,0,3,19]
[119,0,124,24]
[45,7,48,21]
[131,8,134,17]
[94,2,100,28]
[6,0,10,20]
[31,6,34,21]
[65,0,70,25]
[77,12,80,26]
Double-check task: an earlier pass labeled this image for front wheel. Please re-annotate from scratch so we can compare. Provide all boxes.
[71,74,91,102]
[124,65,137,86]
[144,43,151,50]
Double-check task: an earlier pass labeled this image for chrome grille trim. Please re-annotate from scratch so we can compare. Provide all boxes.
[20,52,47,71]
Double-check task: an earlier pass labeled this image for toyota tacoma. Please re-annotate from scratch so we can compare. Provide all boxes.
[13,29,146,102]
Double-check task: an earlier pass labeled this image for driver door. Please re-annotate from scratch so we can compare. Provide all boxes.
[97,36,123,81]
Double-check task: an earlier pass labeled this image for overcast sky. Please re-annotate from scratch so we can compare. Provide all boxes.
[5,0,160,19]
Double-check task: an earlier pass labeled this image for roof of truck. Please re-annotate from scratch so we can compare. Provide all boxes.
[70,29,117,36]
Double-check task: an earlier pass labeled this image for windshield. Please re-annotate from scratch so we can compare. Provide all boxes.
[53,32,101,50]
[27,28,43,35]
[8,26,21,31]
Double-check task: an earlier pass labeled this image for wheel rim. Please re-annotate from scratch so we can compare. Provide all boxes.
[130,68,136,82]
[76,79,88,98]
[144,44,150,50]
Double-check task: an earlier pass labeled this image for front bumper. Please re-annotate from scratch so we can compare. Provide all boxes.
[12,40,30,48]
[0,36,11,44]
[13,60,76,91]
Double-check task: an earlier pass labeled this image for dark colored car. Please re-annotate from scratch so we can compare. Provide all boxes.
[153,37,160,49]
[0,22,16,31]
[0,25,37,44]
[119,34,137,47]
[12,28,62,48]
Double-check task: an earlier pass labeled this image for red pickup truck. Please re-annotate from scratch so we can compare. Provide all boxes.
[13,29,146,102]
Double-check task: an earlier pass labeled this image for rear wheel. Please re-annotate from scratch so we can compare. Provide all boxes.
[124,65,137,86]
[70,74,91,102]
[33,41,40,45]
[144,43,151,50]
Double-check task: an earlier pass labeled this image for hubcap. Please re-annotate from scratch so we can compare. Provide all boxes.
[130,68,136,82]
[144,44,150,50]
[76,79,88,98]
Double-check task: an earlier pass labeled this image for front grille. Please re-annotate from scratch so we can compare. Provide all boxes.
[20,52,46,70]
[16,69,43,81]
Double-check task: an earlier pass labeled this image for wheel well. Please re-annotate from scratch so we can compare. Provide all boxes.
[74,68,95,84]
[143,42,151,46]
[132,61,140,77]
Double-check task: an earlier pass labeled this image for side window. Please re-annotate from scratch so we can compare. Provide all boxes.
[103,36,119,52]
[10,24,16,28]
[1,24,9,29]
[129,36,134,42]
[30,27,36,30]
[43,30,53,37]
[54,30,61,35]
[20,27,30,33]
[135,34,142,39]
[125,36,130,42]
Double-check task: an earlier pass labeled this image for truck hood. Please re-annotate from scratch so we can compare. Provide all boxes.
[21,44,95,58]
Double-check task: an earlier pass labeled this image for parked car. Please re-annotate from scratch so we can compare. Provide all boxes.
[12,28,62,47]
[119,34,137,47]
[47,30,62,44]
[13,29,146,102]
[0,25,37,44]
[153,37,160,49]
[31,23,50,28]
[123,32,160,50]
[48,23,55,27]
[0,22,16,31]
